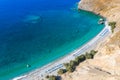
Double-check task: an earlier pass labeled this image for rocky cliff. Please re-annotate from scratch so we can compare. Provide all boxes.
[78,0,120,28]
[61,0,120,80]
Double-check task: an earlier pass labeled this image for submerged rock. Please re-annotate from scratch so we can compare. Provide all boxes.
[23,15,42,24]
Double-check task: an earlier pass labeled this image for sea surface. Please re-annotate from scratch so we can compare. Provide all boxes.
[0,0,104,79]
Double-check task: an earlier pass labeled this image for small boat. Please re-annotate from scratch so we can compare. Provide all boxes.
[98,18,104,24]
[99,18,104,21]
[26,64,31,68]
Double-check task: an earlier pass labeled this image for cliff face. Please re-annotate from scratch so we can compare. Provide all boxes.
[78,0,120,55]
[61,0,120,80]
[79,0,120,62]
[78,0,120,22]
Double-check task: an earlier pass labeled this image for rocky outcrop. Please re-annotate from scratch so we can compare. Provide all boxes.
[61,0,120,80]
[78,0,120,28]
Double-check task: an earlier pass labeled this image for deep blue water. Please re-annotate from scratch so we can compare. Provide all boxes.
[0,0,104,80]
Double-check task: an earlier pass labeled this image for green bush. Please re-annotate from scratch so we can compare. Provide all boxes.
[75,54,86,63]
[63,61,76,73]
[85,52,93,59]
[66,66,75,73]
[85,50,98,59]
[49,75,57,80]
[78,55,86,62]
[108,22,116,33]
[62,50,98,74]
[64,63,70,68]
[57,69,66,75]
[74,57,79,64]
[70,60,78,67]
[89,50,98,58]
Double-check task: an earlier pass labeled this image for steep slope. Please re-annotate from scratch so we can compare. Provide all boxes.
[78,0,120,23]
[61,0,120,80]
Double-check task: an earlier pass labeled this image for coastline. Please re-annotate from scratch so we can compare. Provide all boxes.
[12,21,111,80]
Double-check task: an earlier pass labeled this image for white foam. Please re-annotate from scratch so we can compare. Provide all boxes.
[12,75,27,80]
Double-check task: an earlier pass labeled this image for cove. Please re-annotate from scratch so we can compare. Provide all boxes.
[0,0,104,79]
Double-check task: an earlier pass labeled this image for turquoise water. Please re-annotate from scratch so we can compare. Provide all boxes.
[0,0,104,80]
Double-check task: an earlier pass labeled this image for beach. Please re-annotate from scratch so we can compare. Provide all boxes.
[12,21,111,80]
[0,0,105,79]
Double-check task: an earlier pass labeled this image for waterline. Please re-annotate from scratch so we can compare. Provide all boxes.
[14,21,110,80]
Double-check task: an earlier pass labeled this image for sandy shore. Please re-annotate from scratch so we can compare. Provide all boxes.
[12,21,111,80]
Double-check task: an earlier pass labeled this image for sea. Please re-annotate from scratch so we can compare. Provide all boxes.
[0,0,104,79]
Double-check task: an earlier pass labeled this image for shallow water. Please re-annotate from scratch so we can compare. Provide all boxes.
[0,0,104,79]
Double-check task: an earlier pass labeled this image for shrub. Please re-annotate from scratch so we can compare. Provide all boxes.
[89,50,98,58]
[64,63,70,68]
[62,50,98,74]
[75,57,80,63]
[66,66,75,73]
[85,50,98,59]
[49,75,57,80]
[57,69,66,75]
[75,54,86,64]
[108,22,116,33]
[70,60,78,67]
[85,52,93,59]
[78,55,86,62]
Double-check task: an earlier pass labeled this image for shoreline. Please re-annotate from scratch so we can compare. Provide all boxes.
[12,21,111,80]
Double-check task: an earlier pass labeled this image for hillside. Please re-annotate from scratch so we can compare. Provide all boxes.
[61,0,120,80]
